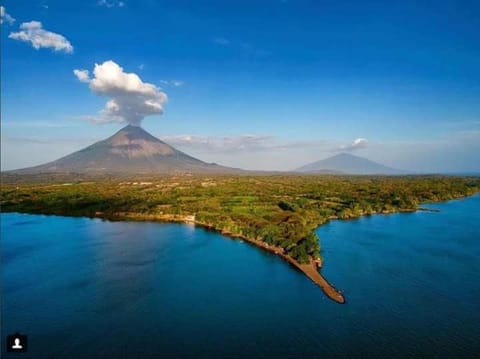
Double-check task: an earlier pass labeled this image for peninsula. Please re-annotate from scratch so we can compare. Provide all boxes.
[2,174,479,303]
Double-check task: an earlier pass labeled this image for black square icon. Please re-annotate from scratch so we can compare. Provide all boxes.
[6,333,28,353]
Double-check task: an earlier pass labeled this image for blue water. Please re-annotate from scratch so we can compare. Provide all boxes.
[1,194,479,358]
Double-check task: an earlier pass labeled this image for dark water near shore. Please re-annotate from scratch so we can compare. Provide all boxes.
[2,195,479,358]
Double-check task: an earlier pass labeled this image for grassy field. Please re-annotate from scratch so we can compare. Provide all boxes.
[2,174,479,264]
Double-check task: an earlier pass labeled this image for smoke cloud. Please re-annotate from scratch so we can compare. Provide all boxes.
[338,138,368,152]
[74,60,168,126]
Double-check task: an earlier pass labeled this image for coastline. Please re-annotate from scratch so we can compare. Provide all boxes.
[2,190,478,304]
[201,221,346,304]
[100,212,347,304]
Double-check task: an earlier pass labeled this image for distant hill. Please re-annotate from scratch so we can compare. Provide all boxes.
[295,153,405,175]
[11,125,241,175]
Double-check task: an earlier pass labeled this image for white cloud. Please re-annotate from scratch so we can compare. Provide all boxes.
[162,134,279,153]
[97,0,125,8]
[9,21,73,53]
[160,79,185,87]
[0,6,15,25]
[73,69,91,83]
[338,138,368,152]
[74,60,168,126]
[2,120,71,128]
[171,80,185,87]
[161,134,334,154]
[4,135,99,145]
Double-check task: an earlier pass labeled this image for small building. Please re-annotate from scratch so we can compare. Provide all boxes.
[185,214,196,223]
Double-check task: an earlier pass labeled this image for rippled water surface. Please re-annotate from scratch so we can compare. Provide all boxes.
[2,194,479,358]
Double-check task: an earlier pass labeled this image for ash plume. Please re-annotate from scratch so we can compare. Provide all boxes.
[74,60,167,126]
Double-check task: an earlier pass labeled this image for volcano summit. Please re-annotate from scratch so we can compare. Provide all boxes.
[13,125,237,174]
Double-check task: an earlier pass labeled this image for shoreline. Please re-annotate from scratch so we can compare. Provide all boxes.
[199,221,346,304]
[99,213,347,304]
[2,191,478,304]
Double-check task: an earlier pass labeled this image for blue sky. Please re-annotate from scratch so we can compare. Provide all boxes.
[1,0,479,172]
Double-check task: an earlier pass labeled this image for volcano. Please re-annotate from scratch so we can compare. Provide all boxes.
[295,153,405,175]
[13,125,239,174]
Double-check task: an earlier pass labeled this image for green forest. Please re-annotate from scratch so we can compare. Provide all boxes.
[2,174,479,264]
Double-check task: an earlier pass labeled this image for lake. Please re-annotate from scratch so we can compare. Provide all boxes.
[2,194,479,358]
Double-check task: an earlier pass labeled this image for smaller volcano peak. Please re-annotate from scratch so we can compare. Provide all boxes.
[331,153,359,159]
[295,153,405,175]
